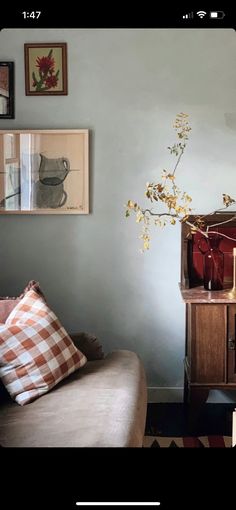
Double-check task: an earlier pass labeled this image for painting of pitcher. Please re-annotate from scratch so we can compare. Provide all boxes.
[34,154,70,208]
[0,129,89,214]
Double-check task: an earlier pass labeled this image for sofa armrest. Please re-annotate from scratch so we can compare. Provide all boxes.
[70,332,104,361]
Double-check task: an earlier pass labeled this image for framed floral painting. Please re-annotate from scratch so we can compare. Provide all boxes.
[24,43,68,95]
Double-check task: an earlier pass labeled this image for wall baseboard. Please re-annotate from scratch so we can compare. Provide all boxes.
[148,387,236,403]
[148,387,183,403]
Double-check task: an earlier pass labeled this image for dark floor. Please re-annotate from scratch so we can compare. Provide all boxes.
[145,403,235,436]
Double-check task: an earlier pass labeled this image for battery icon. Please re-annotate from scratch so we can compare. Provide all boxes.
[210,11,225,19]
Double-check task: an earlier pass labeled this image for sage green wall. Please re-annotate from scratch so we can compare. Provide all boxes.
[0,29,236,401]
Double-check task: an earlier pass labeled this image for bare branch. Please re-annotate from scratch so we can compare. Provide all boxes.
[173,148,184,175]
[207,215,236,230]
[142,209,178,218]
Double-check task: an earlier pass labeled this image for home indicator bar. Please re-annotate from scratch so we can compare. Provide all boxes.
[76,504,161,507]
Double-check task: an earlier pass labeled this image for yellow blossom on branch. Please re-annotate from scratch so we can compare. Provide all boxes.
[223,194,235,207]
[136,210,144,223]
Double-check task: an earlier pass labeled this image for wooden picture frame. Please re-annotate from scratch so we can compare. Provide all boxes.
[0,62,14,118]
[0,129,89,214]
[24,43,68,95]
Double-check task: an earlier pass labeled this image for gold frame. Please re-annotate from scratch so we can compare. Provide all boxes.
[0,129,89,214]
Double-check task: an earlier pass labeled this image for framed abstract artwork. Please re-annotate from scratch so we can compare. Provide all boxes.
[24,43,68,95]
[0,62,14,118]
[0,129,89,214]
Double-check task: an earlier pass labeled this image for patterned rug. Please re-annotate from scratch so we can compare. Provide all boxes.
[143,435,232,447]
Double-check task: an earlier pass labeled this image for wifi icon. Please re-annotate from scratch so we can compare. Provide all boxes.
[197,10,207,18]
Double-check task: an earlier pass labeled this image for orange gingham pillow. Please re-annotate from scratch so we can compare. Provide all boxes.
[0,289,87,405]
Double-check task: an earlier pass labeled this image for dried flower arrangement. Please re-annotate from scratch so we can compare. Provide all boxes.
[125,113,236,251]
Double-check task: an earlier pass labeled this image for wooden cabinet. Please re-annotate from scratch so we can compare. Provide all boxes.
[182,291,236,406]
[180,214,236,407]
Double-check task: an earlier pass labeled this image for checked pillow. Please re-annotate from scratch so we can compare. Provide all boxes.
[0,289,87,405]
[0,280,44,323]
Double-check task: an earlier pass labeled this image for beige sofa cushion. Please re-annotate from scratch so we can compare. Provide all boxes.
[0,350,147,447]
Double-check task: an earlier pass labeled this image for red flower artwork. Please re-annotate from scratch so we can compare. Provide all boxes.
[36,55,55,74]
[45,75,58,88]
[32,49,59,91]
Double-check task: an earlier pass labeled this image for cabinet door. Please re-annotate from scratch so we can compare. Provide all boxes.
[191,304,227,384]
[227,305,236,383]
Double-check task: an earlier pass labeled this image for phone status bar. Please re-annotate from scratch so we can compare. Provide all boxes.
[0,7,234,29]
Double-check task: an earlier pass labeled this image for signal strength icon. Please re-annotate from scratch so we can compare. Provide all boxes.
[183,12,194,19]
[196,10,207,18]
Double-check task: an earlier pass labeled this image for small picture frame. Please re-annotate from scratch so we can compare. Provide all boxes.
[0,62,14,119]
[24,43,68,96]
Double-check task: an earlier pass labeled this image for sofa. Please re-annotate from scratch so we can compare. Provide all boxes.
[0,333,147,447]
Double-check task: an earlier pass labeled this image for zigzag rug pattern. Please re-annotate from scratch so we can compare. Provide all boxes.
[143,435,232,447]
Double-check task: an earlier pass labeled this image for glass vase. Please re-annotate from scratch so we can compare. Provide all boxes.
[198,233,224,291]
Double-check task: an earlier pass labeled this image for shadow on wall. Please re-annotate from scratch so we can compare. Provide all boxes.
[208,389,236,403]
[225,113,236,131]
